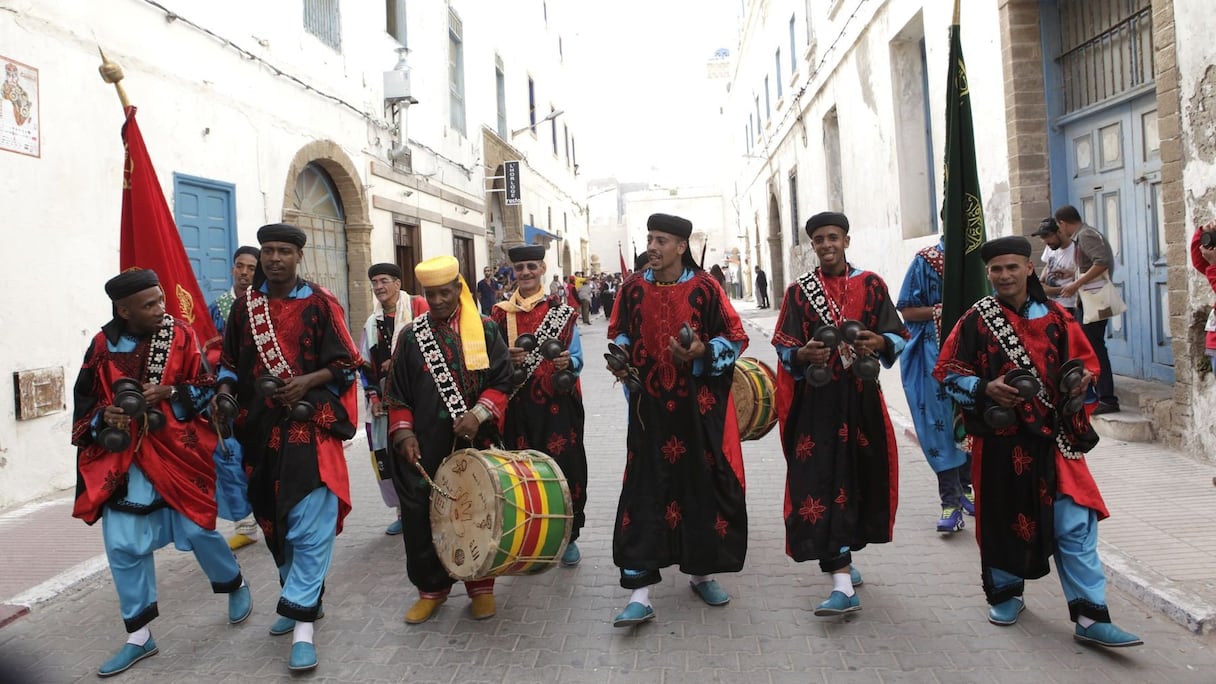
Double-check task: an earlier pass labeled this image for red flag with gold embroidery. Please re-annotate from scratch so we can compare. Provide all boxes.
[118,106,218,349]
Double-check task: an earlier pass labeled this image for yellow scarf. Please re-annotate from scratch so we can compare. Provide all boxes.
[493,289,548,344]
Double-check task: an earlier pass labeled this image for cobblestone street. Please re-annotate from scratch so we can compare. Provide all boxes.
[3,311,1215,683]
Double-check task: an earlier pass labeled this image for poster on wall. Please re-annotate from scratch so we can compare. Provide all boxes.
[1,56,40,158]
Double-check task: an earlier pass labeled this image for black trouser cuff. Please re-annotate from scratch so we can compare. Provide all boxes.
[278,597,320,622]
[211,572,244,594]
[123,602,159,633]
[619,568,661,589]
[819,551,852,574]
[982,567,1024,606]
[1068,599,1111,623]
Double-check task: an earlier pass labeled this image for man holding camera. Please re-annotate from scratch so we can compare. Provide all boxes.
[72,269,250,677]
[214,223,361,672]
[771,212,907,617]
[384,255,513,624]
[491,244,587,567]
[934,235,1141,648]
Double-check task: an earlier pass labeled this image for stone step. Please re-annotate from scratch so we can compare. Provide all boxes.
[1092,406,1156,443]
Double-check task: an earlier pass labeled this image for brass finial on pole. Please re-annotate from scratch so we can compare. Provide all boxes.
[97,47,131,109]
[952,0,961,25]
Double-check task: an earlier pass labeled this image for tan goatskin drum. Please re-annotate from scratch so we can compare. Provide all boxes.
[430,448,573,581]
[731,357,778,441]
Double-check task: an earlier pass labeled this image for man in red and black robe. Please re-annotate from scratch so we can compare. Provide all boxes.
[771,212,907,617]
[934,235,1141,648]
[216,223,359,672]
[491,244,588,567]
[73,269,249,677]
[606,213,749,628]
[385,255,512,625]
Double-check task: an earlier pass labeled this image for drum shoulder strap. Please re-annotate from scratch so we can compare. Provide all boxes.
[413,314,471,417]
[796,271,836,327]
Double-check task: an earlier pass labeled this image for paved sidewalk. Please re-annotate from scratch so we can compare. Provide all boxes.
[1,307,1214,682]
[737,300,1216,633]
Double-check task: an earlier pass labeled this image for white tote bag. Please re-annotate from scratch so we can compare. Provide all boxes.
[1078,280,1127,323]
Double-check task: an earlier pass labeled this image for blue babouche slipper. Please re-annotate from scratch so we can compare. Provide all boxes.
[1074,621,1143,648]
[612,602,655,628]
[560,541,581,567]
[385,519,403,535]
[228,585,252,624]
[987,597,1025,626]
[850,566,863,587]
[288,641,318,672]
[813,591,861,616]
[98,638,159,677]
[689,579,731,606]
[269,609,325,637]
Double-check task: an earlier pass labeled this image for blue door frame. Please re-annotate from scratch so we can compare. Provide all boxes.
[173,173,237,305]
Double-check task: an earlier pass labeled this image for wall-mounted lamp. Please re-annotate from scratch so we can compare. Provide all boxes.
[511,109,564,139]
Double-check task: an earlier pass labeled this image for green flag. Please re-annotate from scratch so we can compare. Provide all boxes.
[940,3,988,338]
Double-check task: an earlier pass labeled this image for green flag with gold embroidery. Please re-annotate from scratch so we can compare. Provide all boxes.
[940,4,988,338]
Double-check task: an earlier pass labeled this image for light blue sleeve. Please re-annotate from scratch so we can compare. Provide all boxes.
[568,325,584,375]
[942,373,980,409]
[691,337,743,377]
[776,344,800,374]
[881,333,907,367]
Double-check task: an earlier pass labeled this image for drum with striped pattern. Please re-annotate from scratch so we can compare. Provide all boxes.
[430,448,573,580]
[732,357,778,441]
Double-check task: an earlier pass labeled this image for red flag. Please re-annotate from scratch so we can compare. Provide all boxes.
[619,243,630,276]
[118,106,219,350]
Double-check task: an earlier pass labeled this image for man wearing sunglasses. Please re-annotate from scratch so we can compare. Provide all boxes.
[491,245,587,567]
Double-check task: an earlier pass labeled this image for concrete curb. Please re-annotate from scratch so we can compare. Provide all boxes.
[738,314,1215,634]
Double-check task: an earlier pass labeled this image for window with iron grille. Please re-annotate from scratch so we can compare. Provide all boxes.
[304,0,341,51]
[448,9,466,135]
[1056,0,1153,115]
[775,48,783,98]
[528,77,537,133]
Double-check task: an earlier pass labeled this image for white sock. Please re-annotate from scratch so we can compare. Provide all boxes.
[832,571,855,597]
[690,574,710,585]
[127,626,150,646]
[292,620,314,644]
[1077,615,1096,628]
[628,587,651,607]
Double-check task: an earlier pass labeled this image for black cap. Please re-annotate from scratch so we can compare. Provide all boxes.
[980,236,1033,263]
[805,211,849,237]
[1031,217,1060,237]
[508,245,546,262]
[105,269,160,301]
[256,223,307,248]
[647,213,693,239]
[368,263,402,280]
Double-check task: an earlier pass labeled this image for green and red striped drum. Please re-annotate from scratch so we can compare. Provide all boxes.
[430,448,572,581]
[732,357,778,441]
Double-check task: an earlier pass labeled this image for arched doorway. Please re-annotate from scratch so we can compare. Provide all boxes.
[291,163,349,310]
[562,242,573,278]
[767,193,784,304]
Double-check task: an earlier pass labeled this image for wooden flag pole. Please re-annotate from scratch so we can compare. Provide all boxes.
[953,0,960,24]
[97,47,131,109]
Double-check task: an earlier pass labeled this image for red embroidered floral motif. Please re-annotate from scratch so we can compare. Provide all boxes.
[180,425,199,447]
[268,427,281,450]
[547,433,568,455]
[704,450,715,468]
[549,404,560,415]
[192,476,211,494]
[665,400,676,412]
[857,431,869,447]
[288,422,312,445]
[660,436,687,464]
[1011,447,1033,476]
[664,501,683,528]
[621,511,631,529]
[835,488,848,509]
[696,386,716,414]
[795,435,815,461]
[1011,513,1036,542]
[837,423,850,442]
[516,435,528,449]
[103,469,125,493]
[259,518,274,538]
[1039,478,1052,505]
[714,513,729,538]
[799,496,826,524]
[313,403,337,430]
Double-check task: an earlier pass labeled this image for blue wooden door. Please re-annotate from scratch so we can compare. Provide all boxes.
[174,174,236,303]
[1063,94,1171,382]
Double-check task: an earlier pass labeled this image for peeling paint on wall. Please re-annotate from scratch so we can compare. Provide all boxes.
[1186,64,1216,164]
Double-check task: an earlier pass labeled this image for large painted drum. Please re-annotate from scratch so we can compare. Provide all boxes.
[732,357,778,441]
[430,448,573,581]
